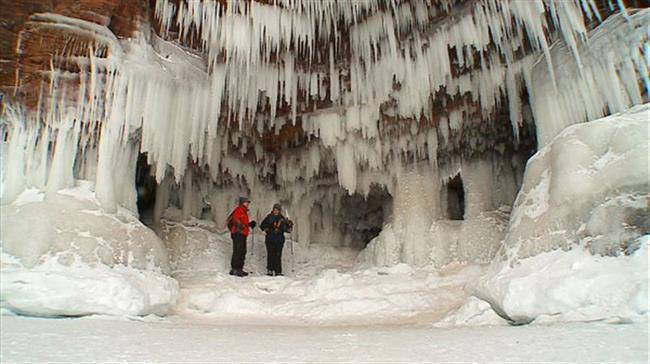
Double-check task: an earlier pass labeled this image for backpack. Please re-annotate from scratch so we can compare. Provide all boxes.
[226,210,235,231]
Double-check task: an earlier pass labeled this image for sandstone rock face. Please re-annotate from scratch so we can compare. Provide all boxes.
[0,0,147,106]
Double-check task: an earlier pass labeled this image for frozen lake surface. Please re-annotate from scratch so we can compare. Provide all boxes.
[1,315,647,362]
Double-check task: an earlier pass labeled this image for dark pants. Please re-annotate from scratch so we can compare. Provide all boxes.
[231,233,247,271]
[265,241,284,274]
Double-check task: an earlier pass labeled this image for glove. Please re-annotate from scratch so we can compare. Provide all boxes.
[287,220,294,227]
[249,221,257,229]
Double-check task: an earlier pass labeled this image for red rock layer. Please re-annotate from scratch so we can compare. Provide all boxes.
[0,0,147,107]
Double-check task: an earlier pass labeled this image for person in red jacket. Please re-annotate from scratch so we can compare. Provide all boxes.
[226,196,257,277]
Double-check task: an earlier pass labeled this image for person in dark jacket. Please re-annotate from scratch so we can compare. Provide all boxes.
[260,203,293,276]
[226,196,257,277]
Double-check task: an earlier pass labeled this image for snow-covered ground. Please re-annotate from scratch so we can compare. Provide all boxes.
[1,315,647,362]
[175,260,484,326]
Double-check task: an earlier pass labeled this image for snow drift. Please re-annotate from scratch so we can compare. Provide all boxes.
[161,219,471,325]
[477,237,648,325]
[175,261,485,326]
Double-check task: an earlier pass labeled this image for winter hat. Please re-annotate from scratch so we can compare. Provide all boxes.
[272,203,282,211]
[239,196,250,205]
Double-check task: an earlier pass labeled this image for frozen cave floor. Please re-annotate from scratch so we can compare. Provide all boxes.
[161,219,483,326]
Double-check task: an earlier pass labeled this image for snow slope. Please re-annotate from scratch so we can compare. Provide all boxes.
[175,262,486,326]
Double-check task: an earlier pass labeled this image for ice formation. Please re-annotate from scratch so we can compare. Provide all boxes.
[476,105,649,324]
[528,10,650,146]
[1,251,179,317]
[1,183,169,270]
[502,103,649,261]
[2,3,647,248]
[476,236,648,325]
[0,0,648,320]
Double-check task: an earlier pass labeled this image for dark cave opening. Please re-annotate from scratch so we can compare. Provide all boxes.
[340,185,393,249]
[135,153,157,227]
[446,173,465,220]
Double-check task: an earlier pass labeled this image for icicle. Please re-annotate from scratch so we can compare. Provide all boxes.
[506,68,522,142]
[0,109,28,204]
[526,11,649,147]
[329,42,340,103]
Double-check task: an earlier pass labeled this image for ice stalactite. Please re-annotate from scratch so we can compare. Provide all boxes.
[149,0,640,131]
[527,10,649,147]
[1,108,29,204]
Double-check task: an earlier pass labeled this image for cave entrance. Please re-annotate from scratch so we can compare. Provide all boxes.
[445,174,465,220]
[135,153,157,227]
[309,185,392,250]
[340,186,391,249]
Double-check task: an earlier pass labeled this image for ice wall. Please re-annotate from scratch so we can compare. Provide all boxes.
[360,152,521,268]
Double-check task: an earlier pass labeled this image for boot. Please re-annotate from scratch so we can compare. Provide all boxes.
[229,269,237,276]
[235,270,249,277]
[267,270,275,276]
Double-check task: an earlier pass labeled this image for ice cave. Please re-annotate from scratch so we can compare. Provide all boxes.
[0,0,648,361]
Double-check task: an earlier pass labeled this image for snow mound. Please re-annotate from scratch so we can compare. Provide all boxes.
[0,253,178,317]
[504,104,649,259]
[434,296,508,328]
[0,183,178,317]
[476,106,650,324]
[477,237,648,325]
[1,182,169,271]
